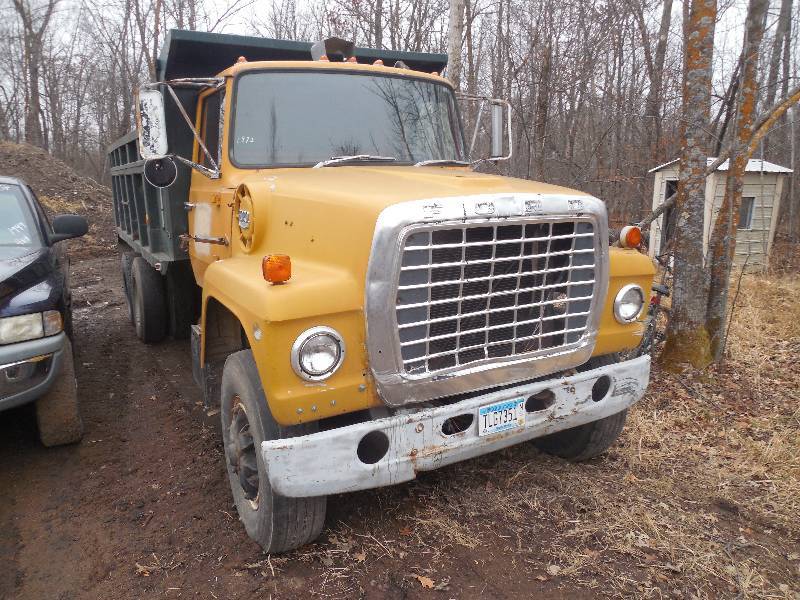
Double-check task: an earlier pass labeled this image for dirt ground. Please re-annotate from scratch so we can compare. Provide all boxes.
[0,250,798,600]
[0,141,798,598]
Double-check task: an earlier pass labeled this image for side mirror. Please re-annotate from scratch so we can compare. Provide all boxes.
[490,103,504,159]
[457,94,513,163]
[51,214,88,243]
[136,88,169,159]
[143,156,178,188]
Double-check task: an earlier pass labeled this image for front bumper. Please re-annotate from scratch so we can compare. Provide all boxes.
[0,332,67,412]
[262,354,650,497]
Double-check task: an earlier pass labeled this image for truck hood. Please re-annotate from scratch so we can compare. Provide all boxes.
[239,166,592,215]
[231,165,600,320]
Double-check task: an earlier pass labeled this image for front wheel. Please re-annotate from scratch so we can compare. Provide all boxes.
[220,349,326,553]
[36,340,83,446]
[534,354,627,461]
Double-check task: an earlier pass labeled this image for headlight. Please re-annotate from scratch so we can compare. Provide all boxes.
[0,310,63,344]
[291,326,345,381]
[613,284,645,324]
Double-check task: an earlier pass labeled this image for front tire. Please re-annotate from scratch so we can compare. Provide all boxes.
[36,340,83,446]
[534,354,628,461]
[220,349,326,553]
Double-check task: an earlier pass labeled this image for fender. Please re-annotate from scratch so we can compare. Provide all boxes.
[201,256,380,425]
[594,248,656,355]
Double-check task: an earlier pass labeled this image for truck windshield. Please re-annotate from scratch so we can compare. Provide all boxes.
[0,184,43,248]
[231,70,465,167]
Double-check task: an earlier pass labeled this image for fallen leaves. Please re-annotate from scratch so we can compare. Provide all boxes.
[409,574,450,591]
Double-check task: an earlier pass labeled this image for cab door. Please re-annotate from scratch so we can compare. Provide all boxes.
[188,88,233,285]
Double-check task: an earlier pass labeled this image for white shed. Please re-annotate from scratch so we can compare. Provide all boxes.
[648,157,793,267]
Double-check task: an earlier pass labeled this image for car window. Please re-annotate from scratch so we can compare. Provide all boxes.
[0,184,45,248]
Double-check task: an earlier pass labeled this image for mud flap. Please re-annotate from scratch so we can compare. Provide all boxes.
[191,325,203,388]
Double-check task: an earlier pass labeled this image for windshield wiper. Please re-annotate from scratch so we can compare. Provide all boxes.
[313,155,397,168]
[413,159,471,167]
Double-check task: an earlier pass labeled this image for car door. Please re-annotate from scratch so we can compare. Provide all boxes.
[188,88,233,285]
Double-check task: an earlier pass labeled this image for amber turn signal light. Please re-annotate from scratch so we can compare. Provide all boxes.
[620,225,643,249]
[263,254,291,284]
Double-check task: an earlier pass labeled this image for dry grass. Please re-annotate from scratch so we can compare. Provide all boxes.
[269,272,800,599]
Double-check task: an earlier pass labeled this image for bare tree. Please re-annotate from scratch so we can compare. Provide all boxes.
[10,0,59,148]
[660,0,717,370]
[705,0,769,361]
[447,0,464,88]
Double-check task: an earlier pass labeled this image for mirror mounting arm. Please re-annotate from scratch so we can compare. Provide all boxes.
[173,154,220,180]
[160,83,220,176]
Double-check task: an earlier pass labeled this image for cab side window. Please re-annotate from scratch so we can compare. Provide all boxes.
[200,91,223,169]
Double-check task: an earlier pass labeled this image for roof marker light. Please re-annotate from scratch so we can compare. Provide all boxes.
[236,56,247,63]
[373,59,384,66]
[319,54,329,62]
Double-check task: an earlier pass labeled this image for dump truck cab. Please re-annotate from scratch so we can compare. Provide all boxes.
[109,29,654,554]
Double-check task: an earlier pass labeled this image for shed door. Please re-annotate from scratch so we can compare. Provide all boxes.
[660,180,678,255]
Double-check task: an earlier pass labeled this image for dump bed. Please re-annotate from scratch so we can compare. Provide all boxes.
[108,29,448,267]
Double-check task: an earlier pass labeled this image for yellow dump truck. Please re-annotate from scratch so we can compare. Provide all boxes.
[109,30,654,552]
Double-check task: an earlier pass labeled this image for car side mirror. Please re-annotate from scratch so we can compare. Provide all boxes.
[136,88,169,159]
[51,214,88,243]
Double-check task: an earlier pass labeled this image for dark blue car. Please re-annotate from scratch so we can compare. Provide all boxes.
[0,176,87,446]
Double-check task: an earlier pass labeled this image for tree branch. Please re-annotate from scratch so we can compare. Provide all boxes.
[638,82,800,232]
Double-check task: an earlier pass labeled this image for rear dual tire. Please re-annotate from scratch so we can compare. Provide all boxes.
[131,257,167,343]
[123,254,196,343]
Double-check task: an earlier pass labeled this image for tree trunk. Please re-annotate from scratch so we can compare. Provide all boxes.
[644,0,672,160]
[763,0,791,155]
[447,0,464,89]
[660,0,717,371]
[534,43,551,181]
[374,0,383,49]
[11,0,58,149]
[705,0,768,362]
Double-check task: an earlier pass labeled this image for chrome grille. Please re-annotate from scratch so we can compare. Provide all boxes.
[395,220,597,375]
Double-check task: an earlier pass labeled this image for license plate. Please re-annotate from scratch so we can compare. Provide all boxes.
[478,398,526,437]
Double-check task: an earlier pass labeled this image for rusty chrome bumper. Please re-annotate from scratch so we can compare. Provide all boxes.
[262,354,650,498]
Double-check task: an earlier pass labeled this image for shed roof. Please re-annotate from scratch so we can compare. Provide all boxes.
[648,157,793,174]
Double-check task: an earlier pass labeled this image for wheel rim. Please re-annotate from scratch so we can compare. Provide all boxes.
[228,398,260,510]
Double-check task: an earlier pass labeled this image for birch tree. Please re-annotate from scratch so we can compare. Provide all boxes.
[447,0,464,88]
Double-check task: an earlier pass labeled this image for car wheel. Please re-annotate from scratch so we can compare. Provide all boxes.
[534,354,627,461]
[131,257,167,343]
[220,349,326,553]
[36,340,83,447]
